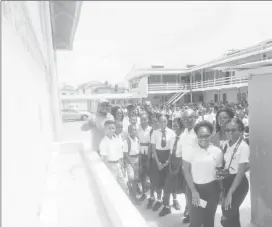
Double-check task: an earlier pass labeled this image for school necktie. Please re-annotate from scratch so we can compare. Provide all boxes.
[172,136,180,155]
[161,129,166,148]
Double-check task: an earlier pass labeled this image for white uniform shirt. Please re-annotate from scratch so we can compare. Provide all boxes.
[176,128,198,158]
[123,137,140,156]
[99,136,123,161]
[137,126,152,154]
[204,113,216,124]
[242,118,249,127]
[183,144,223,184]
[223,140,250,174]
[151,128,175,150]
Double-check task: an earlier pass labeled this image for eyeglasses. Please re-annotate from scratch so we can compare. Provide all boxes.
[198,135,212,140]
[225,128,238,133]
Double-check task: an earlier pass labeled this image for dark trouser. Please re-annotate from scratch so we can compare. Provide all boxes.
[184,182,192,216]
[163,193,177,207]
[221,174,249,227]
[189,181,220,227]
[140,152,149,193]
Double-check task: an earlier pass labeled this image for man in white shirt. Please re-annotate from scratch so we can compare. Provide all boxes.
[176,109,198,224]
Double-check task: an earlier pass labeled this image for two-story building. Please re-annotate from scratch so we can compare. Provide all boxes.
[125,40,272,106]
[60,81,131,112]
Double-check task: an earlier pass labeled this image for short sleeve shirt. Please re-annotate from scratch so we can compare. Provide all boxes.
[223,140,250,174]
[176,128,198,158]
[99,136,123,161]
[123,137,140,156]
[183,144,223,184]
[151,128,175,150]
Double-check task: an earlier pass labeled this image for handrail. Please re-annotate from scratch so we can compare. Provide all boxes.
[172,92,187,105]
[148,75,248,92]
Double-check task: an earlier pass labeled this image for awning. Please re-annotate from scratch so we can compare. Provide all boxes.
[212,59,272,71]
[50,1,82,50]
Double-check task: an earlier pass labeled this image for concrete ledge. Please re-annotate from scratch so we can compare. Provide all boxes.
[81,149,149,227]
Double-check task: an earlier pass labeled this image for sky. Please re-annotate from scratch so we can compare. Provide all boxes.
[57,1,272,86]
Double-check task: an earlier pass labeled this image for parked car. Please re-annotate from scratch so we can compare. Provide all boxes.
[61,109,91,121]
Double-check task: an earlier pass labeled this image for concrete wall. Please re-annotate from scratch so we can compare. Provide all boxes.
[2,2,58,227]
[248,66,272,227]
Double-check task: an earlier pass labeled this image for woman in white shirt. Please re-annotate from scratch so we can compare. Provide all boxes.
[183,121,223,227]
[216,118,249,227]
[211,108,235,149]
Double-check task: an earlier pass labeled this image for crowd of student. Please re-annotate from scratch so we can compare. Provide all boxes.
[81,99,250,227]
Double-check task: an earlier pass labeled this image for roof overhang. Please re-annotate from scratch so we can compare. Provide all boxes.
[125,43,272,81]
[211,60,272,71]
[50,1,83,50]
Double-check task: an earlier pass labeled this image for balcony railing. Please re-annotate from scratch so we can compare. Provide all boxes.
[148,75,248,92]
[148,83,189,92]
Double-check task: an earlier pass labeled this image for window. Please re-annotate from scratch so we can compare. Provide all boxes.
[199,95,203,102]
[214,94,218,102]
[162,75,176,83]
[223,93,227,103]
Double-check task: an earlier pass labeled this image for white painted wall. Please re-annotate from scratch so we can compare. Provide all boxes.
[2,3,57,227]
[203,87,248,103]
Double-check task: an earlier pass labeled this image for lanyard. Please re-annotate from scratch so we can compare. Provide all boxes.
[226,137,243,170]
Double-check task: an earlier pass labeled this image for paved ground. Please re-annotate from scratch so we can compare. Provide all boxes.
[61,121,252,227]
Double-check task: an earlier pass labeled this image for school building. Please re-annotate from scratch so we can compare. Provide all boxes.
[125,41,272,106]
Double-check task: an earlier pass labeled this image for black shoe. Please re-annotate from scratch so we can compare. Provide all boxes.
[139,194,147,202]
[159,206,171,217]
[172,199,181,210]
[183,215,190,224]
[146,198,155,209]
[152,201,162,211]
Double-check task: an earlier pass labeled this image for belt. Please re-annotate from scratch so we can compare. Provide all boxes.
[108,160,120,164]
[140,143,149,146]
[129,154,139,157]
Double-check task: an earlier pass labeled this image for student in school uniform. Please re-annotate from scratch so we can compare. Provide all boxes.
[137,112,152,201]
[150,115,176,212]
[159,117,185,217]
[99,120,129,195]
[217,118,250,227]
[146,117,160,209]
[123,124,141,205]
[182,121,224,227]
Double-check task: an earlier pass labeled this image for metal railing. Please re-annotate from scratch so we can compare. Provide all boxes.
[148,75,248,92]
[148,83,189,92]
